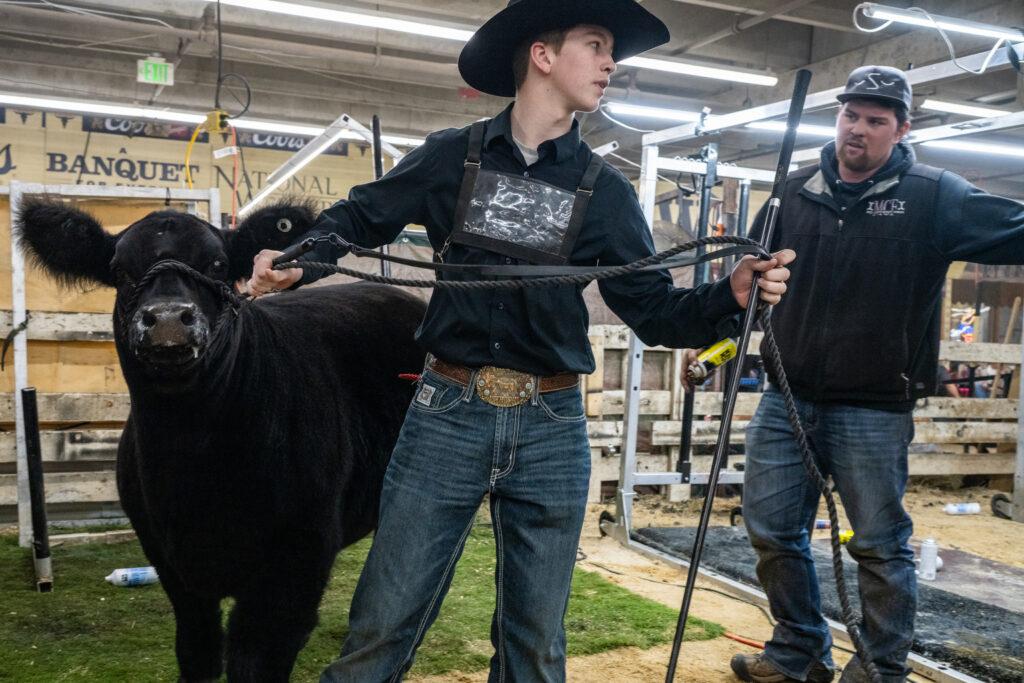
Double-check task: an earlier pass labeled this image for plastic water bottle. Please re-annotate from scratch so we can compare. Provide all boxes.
[105,566,159,587]
[919,539,938,581]
[943,502,980,515]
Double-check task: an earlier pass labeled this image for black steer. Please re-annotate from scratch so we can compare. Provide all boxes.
[16,198,427,682]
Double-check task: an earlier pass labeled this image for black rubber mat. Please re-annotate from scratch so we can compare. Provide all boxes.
[632,525,1024,682]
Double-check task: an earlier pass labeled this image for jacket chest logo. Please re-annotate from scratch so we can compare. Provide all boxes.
[865,198,906,217]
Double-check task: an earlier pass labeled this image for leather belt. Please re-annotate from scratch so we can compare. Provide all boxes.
[427,358,579,408]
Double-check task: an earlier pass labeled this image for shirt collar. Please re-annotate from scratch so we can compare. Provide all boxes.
[484,103,583,164]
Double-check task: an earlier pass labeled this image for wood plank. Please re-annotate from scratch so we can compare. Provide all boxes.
[0,430,121,464]
[912,397,1016,419]
[589,390,672,416]
[0,392,130,424]
[684,394,1014,420]
[0,470,118,505]
[591,324,763,355]
[50,530,136,547]
[603,450,1013,482]
[587,421,623,448]
[913,421,1016,444]
[0,310,113,341]
[691,392,763,416]
[940,341,1021,364]
[0,340,126,394]
[907,452,1014,476]
[588,388,761,418]
[652,419,749,445]
[651,419,1016,445]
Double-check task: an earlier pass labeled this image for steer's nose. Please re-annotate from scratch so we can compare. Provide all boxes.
[136,302,202,347]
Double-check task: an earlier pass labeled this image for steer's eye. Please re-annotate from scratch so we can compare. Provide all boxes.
[209,259,227,276]
[276,218,293,233]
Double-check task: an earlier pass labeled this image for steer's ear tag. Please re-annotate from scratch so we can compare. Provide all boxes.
[416,384,436,406]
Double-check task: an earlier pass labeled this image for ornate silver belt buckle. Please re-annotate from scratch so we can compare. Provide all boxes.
[476,366,534,407]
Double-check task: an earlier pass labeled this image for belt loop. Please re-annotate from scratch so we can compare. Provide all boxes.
[463,368,478,402]
[530,374,540,406]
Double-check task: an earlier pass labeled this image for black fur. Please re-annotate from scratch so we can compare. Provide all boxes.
[225,198,319,281]
[15,195,118,288]
[18,199,426,682]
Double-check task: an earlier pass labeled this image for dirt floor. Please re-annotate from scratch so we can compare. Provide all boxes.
[410,484,1018,682]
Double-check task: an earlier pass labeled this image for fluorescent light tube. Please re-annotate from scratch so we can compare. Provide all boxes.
[921,139,1024,158]
[619,56,777,86]
[604,102,701,122]
[0,92,423,147]
[0,92,204,124]
[859,3,1024,42]
[746,121,836,137]
[231,118,324,136]
[920,99,1012,118]
[217,0,474,41]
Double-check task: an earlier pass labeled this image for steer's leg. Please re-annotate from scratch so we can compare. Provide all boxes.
[119,455,224,681]
[159,573,225,682]
[224,552,332,683]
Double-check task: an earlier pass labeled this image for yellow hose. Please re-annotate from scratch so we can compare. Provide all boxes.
[184,123,205,189]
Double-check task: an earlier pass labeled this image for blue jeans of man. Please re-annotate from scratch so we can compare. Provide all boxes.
[743,389,916,682]
[320,368,591,683]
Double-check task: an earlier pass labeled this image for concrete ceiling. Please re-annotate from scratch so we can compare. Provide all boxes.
[1,0,1022,196]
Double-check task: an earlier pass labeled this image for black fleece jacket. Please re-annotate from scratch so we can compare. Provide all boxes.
[751,141,1024,411]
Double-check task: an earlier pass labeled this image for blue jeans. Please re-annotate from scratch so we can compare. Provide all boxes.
[321,368,591,683]
[744,389,916,682]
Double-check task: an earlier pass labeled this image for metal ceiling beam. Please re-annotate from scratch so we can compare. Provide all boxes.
[674,0,820,54]
[660,0,860,34]
[908,110,1024,144]
[0,13,464,91]
[644,41,1024,147]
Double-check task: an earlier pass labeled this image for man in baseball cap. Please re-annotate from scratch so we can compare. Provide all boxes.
[837,65,914,110]
[731,63,1024,683]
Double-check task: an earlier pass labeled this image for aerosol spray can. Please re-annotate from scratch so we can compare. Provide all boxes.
[686,338,738,383]
[105,566,159,587]
[918,539,938,581]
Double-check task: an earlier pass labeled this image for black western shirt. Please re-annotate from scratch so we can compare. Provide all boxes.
[300,104,741,375]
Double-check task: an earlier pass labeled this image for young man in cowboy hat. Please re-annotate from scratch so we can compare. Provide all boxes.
[250,1,793,680]
[721,65,1024,683]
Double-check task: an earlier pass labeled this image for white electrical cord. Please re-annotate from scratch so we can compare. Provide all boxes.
[853,3,1020,76]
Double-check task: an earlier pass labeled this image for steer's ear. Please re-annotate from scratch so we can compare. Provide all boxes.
[14,197,118,288]
[225,198,318,281]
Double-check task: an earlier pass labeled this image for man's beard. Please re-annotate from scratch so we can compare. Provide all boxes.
[837,141,876,172]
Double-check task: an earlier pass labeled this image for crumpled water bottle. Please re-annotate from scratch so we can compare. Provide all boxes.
[105,566,159,587]
[943,502,980,515]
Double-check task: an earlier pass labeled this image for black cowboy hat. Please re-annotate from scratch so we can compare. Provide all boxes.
[458,0,670,97]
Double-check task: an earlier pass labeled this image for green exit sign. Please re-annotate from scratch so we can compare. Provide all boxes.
[137,58,174,86]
